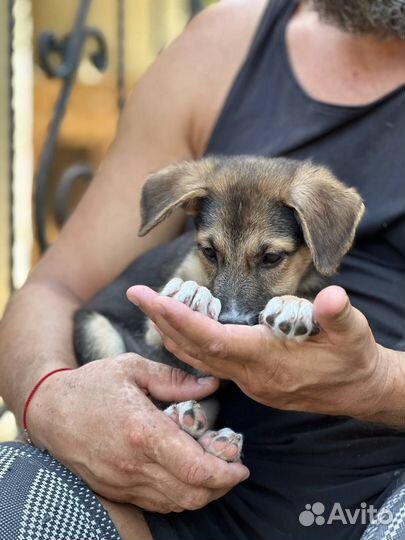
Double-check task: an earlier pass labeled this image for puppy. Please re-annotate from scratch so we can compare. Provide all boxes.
[74,156,364,462]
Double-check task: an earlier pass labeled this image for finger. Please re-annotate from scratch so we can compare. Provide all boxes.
[313,286,367,338]
[140,463,231,510]
[130,490,183,513]
[149,314,245,380]
[149,308,220,366]
[128,285,223,336]
[149,423,250,489]
[129,285,230,366]
[127,285,166,317]
[119,353,220,401]
[162,335,228,379]
[157,310,274,375]
[98,484,184,513]
[129,285,264,364]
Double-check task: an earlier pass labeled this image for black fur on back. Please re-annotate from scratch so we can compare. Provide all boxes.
[73,231,200,374]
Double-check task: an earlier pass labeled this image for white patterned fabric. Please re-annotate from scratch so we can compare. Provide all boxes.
[0,442,404,540]
[362,482,405,540]
[0,442,18,480]
[0,443,121,540]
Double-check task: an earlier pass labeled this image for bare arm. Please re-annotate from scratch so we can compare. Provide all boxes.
[0,0,264,510]
[0,34,192,423]
[0,38,193,420]
[0,0,266,425]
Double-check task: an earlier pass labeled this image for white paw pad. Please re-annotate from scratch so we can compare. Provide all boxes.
[164,400,208,438]
[260,295,319,342]
[161,278,221,320]
[198,428,243,462]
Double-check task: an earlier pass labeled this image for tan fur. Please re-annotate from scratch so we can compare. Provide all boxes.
[140,156,364,332]
[144,323,163,348]
[175,251,209,285]
[85,313,126,358]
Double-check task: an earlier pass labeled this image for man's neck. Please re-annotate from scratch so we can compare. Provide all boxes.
[287,2,405,106]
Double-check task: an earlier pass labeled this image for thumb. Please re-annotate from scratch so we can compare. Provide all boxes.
[123,354,219,402]
[313,285,361,336]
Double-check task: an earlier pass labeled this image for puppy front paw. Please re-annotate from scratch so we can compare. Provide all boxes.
[198,428,243,462]
[163,401,243,462]
[164,400,208,438]
[161,278,221,319]
[260,295,320,342]
[145,279,221,348]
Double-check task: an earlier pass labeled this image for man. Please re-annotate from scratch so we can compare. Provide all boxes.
[0,1,404,539]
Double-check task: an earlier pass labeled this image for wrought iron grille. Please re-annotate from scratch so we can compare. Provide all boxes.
[34,0,204,253]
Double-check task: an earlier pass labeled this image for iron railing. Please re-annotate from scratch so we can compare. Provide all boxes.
[35,0,204,252]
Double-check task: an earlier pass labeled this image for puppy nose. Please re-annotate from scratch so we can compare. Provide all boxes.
[218,313,258,326]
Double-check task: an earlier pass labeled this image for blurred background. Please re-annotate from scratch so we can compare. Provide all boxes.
[0,0,216,440]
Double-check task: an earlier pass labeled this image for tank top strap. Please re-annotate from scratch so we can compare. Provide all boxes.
[206,0,297,155]
[245,0,296,63]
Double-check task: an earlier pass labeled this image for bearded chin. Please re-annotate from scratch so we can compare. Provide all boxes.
[308,0,405,40]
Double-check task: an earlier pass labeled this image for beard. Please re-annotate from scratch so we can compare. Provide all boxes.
[307,0,405,39]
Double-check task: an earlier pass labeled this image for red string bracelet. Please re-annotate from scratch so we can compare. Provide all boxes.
[23,368,73,445]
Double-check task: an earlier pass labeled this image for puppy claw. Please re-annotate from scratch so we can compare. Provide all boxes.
[164,400,208,438]
[208,298,221,321]
[173,280,199,305]
[260,295,319,342]
[190,286,210,311]
[160,277,184,297]
[198,428,243,462]
[161,279,221,320]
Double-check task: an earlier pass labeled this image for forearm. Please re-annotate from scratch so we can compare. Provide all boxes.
[0,278,79,425]
[354,345,405,429]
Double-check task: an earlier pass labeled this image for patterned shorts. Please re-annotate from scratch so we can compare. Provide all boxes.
[361,477,405,540]
[0,442,404,540]
[0,442,120,540]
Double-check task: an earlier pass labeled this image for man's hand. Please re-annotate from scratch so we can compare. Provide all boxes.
[128,285,405,426]
[28,354,249,513]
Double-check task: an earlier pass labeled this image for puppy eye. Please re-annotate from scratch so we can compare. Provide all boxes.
[200,246,217,262]
[262,252,284,267]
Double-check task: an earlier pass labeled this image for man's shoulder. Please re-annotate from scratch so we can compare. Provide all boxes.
[186,0,267,57]
[194,0,268,28]
[182,0,268,154]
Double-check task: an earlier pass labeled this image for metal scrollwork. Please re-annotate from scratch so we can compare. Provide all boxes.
[35,0,108,252]
[35,0,204,253]
[54,164,94,228]
[38,27,107,79]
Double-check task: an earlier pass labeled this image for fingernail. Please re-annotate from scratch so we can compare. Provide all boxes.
[197,376,216,385]
[126,287,138,305]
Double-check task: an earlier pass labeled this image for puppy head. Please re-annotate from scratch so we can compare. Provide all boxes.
[140,157,364,323]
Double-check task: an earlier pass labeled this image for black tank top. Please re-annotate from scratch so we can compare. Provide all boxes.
[203,1,405,539]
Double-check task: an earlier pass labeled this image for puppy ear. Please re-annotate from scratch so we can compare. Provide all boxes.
[139,159,217,236]
[286,162,365,276]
